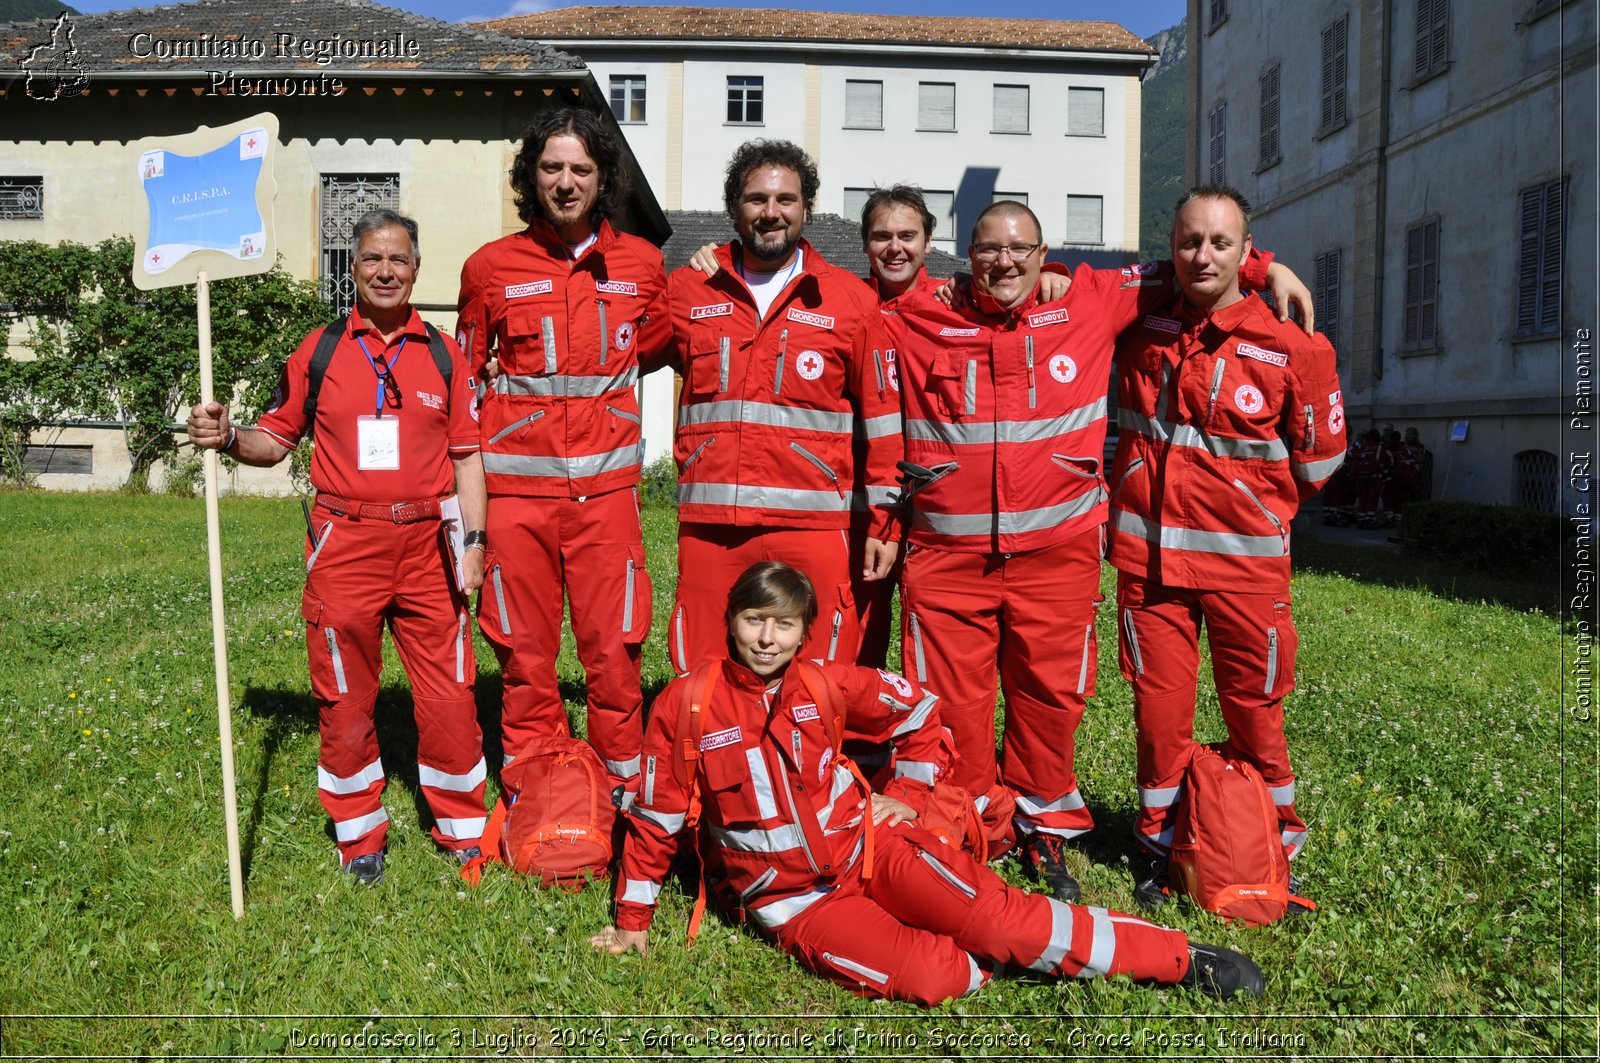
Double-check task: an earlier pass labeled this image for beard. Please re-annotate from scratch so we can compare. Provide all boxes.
[745,227,798,265]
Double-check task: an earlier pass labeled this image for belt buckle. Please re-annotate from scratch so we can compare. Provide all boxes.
[391,501,419,524]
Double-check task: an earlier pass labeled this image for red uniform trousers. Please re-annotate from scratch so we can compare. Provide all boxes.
[774,824,1189,1005]
[669,523,858,673]
[848,509,902,668]
[477,489,650,789]
[899,529,1101,841]
[301,513,487,862]
[1116,573,1308,861]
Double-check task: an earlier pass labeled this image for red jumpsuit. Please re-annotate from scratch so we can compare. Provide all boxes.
[257,309,487,862]
[887,256,1271,842]
[616,656,1192,1004]
[456,219,669,788]
[659,240,902,672]
[1107,293,1346,861]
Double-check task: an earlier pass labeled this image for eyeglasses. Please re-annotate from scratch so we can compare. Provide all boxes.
[971,242,1042,263]
[375,363,404,411]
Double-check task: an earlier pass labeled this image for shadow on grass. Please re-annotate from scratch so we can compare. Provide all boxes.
[1292,534,1560,616]
[237,686,317,880]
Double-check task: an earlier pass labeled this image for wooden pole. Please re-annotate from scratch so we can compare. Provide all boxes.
[197,271,246,918]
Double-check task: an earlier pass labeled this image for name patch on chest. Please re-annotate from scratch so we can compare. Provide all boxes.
[1144,315,1181,335]
[1236,342,1288,367]
[939,326,981,338]
[505,280,553,300]
[787,307,835,330]
[1122,261,1161,277]
[792,703,820,722]
[595,279,638,296]
[1027,308,1070,329]
[699,726,743,751]
[690,302,733,321]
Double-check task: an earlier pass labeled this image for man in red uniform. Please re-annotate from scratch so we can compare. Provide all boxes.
[1106,186,1346,907]
[187,210,488,884]
[660,140,902,673]
[591,561,1264,1003]
[456,107,669,793]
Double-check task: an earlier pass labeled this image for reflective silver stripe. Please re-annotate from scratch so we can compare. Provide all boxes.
[325,629,348,694]
[605,754,641,780]
[1119,408,1290,461]
[541,316,557,374]
[495,366,639,397]
[1265,626,1279,693]
[678,399,852,435]
[738,866,779,901]
[483,442,644,481]
[1139,784,1182,809]
[1142,825,1175,850]
[748,886,833,929]
[1029,898,1074,973]
[962,953,987,997]
[333,807,389,843]
[305,521,333,573]
[826,608,842,662]
[775,768,823,874]
[913,490,1103,537]
[486,410,545,446]
[910,612,928,683]
[1295,451,1346,482]
[861,412,900,440]
[813,763,859,829]
[1122,607,1145,677]
[895,760,937,784]
[671,605,687,673]
[606,405,642,426]
[678,482,851,513]
[1154,361,1172,421]
[644,755,657,806]
[418,756,486,793]
[825,951,890,986]
[1076,906,1117,979]
[774,329,787,393]
[492,564,511,635]
[973,793,990,814]
[622,558,636,634]
[886,691,938,738]
[1283,828,1308,855]
[872,348,886,392]
[718,336,730,392]
[1268,780,1297,805]
[862,484,900,507]
[318,756,384,795]
[455,611,468,683]
[963,358,977,415]
[711,820,805,854]
[1077,622,1093,694]
[1109,509,1287,558]
[1015,789,1086,815]
[746,748,780,820]
[434,815,487,840]
[635,806,687,835]
[597,301,608,367]
[905,399,1105,447]
[917,849,977,900]
[1303,403,1316,450]
[622,878,662,905]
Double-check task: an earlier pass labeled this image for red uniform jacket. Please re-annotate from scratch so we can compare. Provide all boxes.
[659,240,902,539]
[455,218,669,499]
[616,657,945,934]
[888,254,1272,554]
[1107,293,1347,593]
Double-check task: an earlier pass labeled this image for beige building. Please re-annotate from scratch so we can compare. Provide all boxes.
[0,0,666,493]
[1186,0,1597,512]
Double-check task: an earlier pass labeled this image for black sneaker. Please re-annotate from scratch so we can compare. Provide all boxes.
[343,851,385,886]
[1178,942,1265,1000]
[453,846,484,865]
[1133,858,1170,911]
[1021,832,1081,904]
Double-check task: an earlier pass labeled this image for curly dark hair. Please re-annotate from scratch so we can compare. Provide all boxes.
[509,106,626,227]
[721,139,819,223]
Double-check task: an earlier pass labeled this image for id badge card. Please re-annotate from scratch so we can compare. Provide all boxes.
[357,415,400,470]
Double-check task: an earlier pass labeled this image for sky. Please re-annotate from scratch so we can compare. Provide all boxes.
[65,0,1191,41]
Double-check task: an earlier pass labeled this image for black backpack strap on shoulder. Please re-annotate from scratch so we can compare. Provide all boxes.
[422,321,453,408]
[302,315,350,420]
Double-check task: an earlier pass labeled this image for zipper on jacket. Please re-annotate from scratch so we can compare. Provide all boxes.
[718,336,731,393]
[644,754,657,806]
[486,409,545,445]
[1303,403,1316,451]
[455,611,468,683]
[597,299,609,367]
[1025,336,1037,410]
[790,442,843,497]
[774,328,789,394]
[1155,363,1174,422]
[827,609,842,662]
[1122,607,1144,678]
[1050,454,1099,479]
[305,520,334,573]
[909,611,928,683]
[917,849,978,899]
[607,405,642,426]
[739,866,779,902]
[1109,457,1147,504]
[775,768,824,877]
[823,951,889,986]
[622,558,636,633]
[491,564,512,635]
[872,348,887,394]
[1265,626,1280,694]
[325,628,349,694]
[1231,477,1289,553]
[682,437,715,476]
[791,730,803,771]
[1077,622,1094,695]
[541,316,557,375]
[1206,357,1227,424]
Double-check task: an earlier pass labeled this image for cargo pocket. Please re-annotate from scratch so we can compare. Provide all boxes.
[304,520,334,574]
[621,543,653,645]
[928,350,967,418]
[301,596,349,696]
[823,581,853,663]
[504,303,556,375]
[687,337,729,396]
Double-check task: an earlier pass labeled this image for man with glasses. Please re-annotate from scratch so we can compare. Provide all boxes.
[185,209,489,885]
[888,201,1308,903]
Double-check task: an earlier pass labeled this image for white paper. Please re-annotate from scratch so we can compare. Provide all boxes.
[356,415,400,470]
[439,494,466,591]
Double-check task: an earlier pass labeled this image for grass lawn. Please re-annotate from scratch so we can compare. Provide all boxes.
[0,491,1590,1059]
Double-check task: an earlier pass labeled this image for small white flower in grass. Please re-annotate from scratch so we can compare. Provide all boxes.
[455,890,466,901]
[57,841,67,851]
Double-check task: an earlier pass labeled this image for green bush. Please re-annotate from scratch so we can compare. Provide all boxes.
[639,451,677,509]
[1399,500,1565,571]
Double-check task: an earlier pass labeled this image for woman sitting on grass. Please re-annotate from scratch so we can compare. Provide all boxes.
[590,560,1263,1003]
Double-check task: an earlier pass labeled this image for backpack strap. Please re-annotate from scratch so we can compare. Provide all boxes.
[672,663,721,945]
[790,660,876,880]
[303,317,454,421]
[458,793,511,887]
[422,321,454,406]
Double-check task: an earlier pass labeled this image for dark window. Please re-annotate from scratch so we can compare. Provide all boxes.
[1515,449,1559,513]
[1209,0,1228,32]
[1208,103,1227,185]
[1403,217,1441,349]
[1314,249,1342,349]
[727,76,764,125]
[609,75,646,123]
[1415,0,1450,81]
[1321,15,1349,132]
[0,176,43,220]
[1258,64,1281,170]
[319,174,400,315]
[23,444,91,475]
[1517,178,1565,336]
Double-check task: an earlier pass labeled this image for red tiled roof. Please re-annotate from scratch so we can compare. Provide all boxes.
[481,6,1153,55]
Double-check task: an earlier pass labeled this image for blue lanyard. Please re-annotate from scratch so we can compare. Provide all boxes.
[355,334,406,418]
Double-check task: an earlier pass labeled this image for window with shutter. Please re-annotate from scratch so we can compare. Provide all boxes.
[918,82,956,131]
[1403,217,1441,349]
[844,80,883,130]
[993,85,1030,134]
[1209,0,1228,32]
[1258,64,1281,170]
[843,187,873,225]
[1415,0,1450,82]
[1517,178,1565,336]
[1066,195,1103,245]
[1067,87,1104,137]
[1208,103,1227,185]
[1314,250,1342,348]
[992,191,1028,205]
[1320,15,1348,132]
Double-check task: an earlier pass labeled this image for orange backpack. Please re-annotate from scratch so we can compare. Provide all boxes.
[1169,743,1313,925]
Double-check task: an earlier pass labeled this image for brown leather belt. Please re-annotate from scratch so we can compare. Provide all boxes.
[314,494,441,524]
